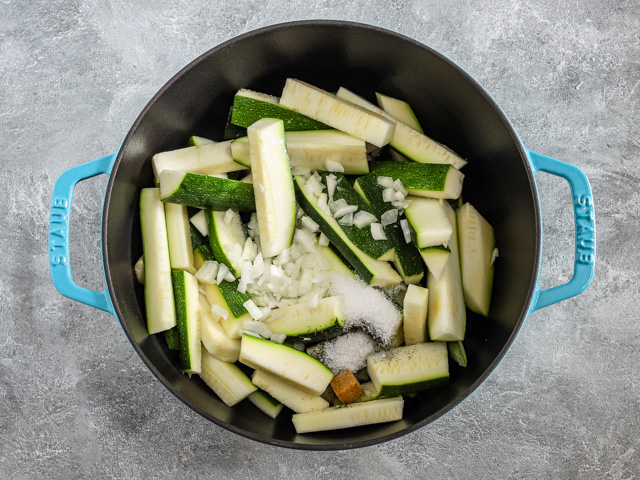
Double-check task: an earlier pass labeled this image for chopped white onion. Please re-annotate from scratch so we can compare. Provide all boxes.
[294,228,317,253]
[301,216,319,233]
[393,190,405,202]
[317,193,331,215]
[211,304,229,321]
[216,263,230,284]
[273,248,291,266]
[371,223,388,241]
[381,209,399,227]
[242,320,272,338]
[243,299,264,320]
[195,260,219,284]
[190,210,208,237]
[318,232,330,246]
[353,211,377,229]
[332,204,358,219]
[270,332,287,344]
[237,281,248,294]
[223,208,235,225]
[338,212,354,226]
[242,238,257,261]
[400,219,412,243]
[325,160,345,173]
[291,166,311,176]
[326,174,338,200]
[382,187,396,203]
[224,269,236,283]
[393,179,408,196]
[329,198,348,214]
[376,176,394,188]
[309,292,319,309]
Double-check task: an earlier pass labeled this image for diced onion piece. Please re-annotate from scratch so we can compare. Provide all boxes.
[393,179,408,196]
[243,299,264,321]
[318,232,330,247]
[242,320,273,338]
[242,238,257,261]
[377,176,394,188]
[195,260,219,284]
[325,160,345,173]
[241,260,254,285]
[237,281,248,294]
[400,219,412,243]
[301,216,319,233]
[317,193,331,216]
[332,204,358,219]
[211,304,229,321]
[273,248,291,266]
[309,292,319,309]
[371,223,387,241]
[353,211,377,229]
[291,166,311,176]
[294,228,317,253]
[326,174,338,200]
[329,198,348,214]
[190,210,208,237]
[216,263,230,284]
[270,332,287,344]
[382,187,396,203]
[381,209,399,227]
[224,269,236,283]
[338,212,354,226]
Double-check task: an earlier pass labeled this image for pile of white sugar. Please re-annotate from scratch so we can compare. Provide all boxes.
[328,273,402,346]
[321,330,376,374]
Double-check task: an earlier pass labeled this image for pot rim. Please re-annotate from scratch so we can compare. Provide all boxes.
[102,19,541,450]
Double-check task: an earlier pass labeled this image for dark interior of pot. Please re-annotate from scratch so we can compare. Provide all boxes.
[103,21,540,449]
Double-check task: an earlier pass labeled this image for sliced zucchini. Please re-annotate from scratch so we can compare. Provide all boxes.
[448,341,468,367]
[251,369,329,414]
[320,172,394,261]
[248,389,284,419]
[354,174,424,284]
[319,246,356,278]
[239,333,334,395]
[367,342,449,397]
[224,106,248,140]
[375,92,423,133]
[159,170,256,211]
[231,88,329,130]
[420,245,451,280]
[294,176,402,288]
[404,197,453,249]
[403,284,429,345]
[164,327,180,351]
[292,396,404,434]
[337,87,466,169]
[164,202,195,273]
[139,188,176,334]
[264,296,345,342]
[171,269,201,374]
[189,222,207,250]
[152,141,247,182]
[280,79,396,148]
[205,209,246,277]
[248,118,297,258]
[199,295,241,363]
[231,130,369,174]
[355,381,383,402]
[199,347,256,407]
[427,201,466,341]
[370,162,464,200]
[187,135,215,146]
[457,202,495,316]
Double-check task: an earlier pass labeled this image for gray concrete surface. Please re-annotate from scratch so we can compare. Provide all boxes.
[1,0,639,478]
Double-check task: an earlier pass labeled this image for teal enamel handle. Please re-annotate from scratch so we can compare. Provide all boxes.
[48,153,117,314]
[528,150,595,312]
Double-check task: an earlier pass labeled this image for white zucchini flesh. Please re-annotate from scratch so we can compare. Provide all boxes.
[189,136,215,146]
[251,369,329,414]
[404,197,453,249]
[152,141,247,182]
[199,295,241,363]
[201,283,251,339]
[336,87,467,169]
[248,390,284,419]
[199,347,257,407]
[427,201,466,341]
[457,202,495,316]
[207,209,246,276]
[190,209,208,237]
[248,118,297,258]
[172,269,201,374]
[164,202,195,273]
[420,247,451,280]
[367,342,449,397]
[263,296,345,340]
[236,88,280,105]
[375,92,424,133]
[139,188,176,334]
[231,130,369,174]
[319,246,356,278]
[403,284,429,345]
[279,79,396,148]
[292,396,404,434]
[239,333,334,395]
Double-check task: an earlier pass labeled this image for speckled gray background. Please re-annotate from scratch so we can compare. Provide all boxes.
[1,0,639,478]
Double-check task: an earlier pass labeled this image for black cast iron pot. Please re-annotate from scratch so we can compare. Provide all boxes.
[48,20,595,449]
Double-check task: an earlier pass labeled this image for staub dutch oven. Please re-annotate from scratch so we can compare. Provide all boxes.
[48,21,595,449]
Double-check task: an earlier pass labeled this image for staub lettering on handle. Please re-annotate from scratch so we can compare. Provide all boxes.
[575,194,595,265]
[49,197,69,266]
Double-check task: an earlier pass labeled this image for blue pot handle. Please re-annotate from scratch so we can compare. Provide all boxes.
[528,150,595,312]
[49,153,118,315]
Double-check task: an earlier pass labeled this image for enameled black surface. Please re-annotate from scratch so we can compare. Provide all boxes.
[102,20,540,449]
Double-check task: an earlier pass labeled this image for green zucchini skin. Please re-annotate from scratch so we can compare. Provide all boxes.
[354,174,424,283]
[164,327,181,351]
[161,172,256,211]
[189,223,207,250]
[370,162,463,198]
[171,269,201,373]
[319,172,394,260]
[231,92,329,131]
